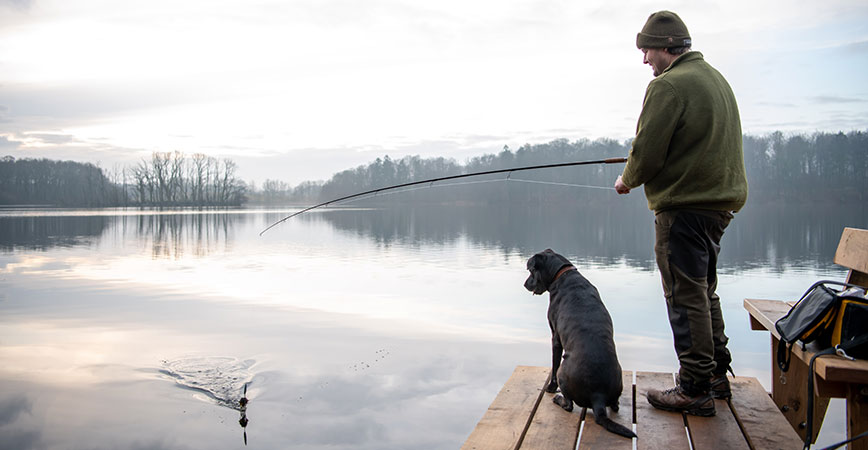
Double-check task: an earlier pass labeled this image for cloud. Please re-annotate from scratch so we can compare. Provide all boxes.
[24,133,76,145]
[1,0,866,187]
[842,40,868,54]
[0,82,212,123]
[756,103,797,109]
[0,0,32,12]
[0,135,21,151]
[811,95,866,104]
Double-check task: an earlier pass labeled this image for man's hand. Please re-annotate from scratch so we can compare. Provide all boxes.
[614,176,631,195]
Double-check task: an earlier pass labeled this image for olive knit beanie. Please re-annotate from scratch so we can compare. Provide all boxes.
[636,11,691,49]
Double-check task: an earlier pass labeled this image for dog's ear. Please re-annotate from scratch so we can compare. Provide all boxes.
[524,254,543,294]
[525,252,553,295]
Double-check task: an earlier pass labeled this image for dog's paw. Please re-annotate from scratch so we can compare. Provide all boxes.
[545,381,559,393]
[553,394,573,412]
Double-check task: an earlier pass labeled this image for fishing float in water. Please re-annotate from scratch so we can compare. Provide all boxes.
[259,156,628,236]
[239,382,249,446]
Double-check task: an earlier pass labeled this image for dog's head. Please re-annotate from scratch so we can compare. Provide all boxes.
[524,249,574,295]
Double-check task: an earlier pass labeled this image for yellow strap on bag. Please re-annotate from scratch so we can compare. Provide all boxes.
[829,288,868,359]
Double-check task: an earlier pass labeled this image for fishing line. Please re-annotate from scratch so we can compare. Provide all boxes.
[506,178,616,191]
[260,156,627,235]
[332,178,507,207]
[270,177,613,218]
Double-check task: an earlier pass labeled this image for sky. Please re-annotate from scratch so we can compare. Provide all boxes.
[1,0,867,185]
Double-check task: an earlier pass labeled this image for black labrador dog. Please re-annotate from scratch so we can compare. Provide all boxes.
[524,249,636,439]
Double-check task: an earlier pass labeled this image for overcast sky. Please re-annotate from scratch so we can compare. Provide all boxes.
[1,0,866,185]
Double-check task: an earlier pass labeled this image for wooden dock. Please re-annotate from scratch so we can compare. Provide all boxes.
[462,366,803,450]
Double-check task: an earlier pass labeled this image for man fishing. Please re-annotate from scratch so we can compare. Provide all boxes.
[614,11,748,416]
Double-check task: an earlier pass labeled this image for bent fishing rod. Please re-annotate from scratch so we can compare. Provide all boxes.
[260,156,627,236]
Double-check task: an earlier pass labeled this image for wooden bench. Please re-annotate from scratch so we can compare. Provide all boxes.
[744,227,868,449]
[462,366,802,449]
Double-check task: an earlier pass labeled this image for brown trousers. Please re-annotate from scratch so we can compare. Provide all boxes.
[654,208,734,385]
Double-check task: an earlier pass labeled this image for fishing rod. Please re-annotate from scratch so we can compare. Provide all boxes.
[259,156,628,236]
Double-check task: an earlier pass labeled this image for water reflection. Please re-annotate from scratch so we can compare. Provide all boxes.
[0,394,40,450]
[723,203,867,272]
[0,215,109,251]
[129,213,238,259]
[314,203,656,269]
[159,357,254,445]
[313,201,867,271]
[0,211,242,259]
[2,202,865,270]
[1,203,864,449]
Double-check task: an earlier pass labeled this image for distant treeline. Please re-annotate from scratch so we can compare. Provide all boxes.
[0,152,246,207]
[743,131,867,202]
[251,130,867,206]
[0,156,124,207]
[1,130,865,207]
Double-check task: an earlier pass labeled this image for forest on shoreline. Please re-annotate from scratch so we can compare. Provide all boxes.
[1,130,865,207]
[0,152,246,207]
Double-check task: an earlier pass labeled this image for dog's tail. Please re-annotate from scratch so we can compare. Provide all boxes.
[592,400,637,439]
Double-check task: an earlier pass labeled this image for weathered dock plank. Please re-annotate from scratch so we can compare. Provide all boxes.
[729,376,805,450]
[462,365,549,450]
[520,390,582,450]
[635,371,690,450]
[686,397,750,450]
[464,366,804,449]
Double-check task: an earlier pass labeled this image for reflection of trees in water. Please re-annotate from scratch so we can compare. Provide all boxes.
[723,202,868,273]
[128,213,238,259]
[0,215,110,251]
[3,203,864,271]
[315,197,657,269]
[314,199,867,272]
[0,211,240,259]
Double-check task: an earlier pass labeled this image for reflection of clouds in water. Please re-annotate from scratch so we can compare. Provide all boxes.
[0,394,42,450]
[0,429,41,450]
[292,348,394,404]
[289,413,388,446]
[1,255,55,274]
[263,352,507,448]
[0,394,32,426]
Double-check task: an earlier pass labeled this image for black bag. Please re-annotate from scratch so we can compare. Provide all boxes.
[775,281,868,450]
[775,281,868,372]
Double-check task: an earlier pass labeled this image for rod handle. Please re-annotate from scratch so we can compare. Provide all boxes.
[604,157,628,164]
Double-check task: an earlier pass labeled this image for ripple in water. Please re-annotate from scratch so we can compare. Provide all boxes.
[160,356,254,410]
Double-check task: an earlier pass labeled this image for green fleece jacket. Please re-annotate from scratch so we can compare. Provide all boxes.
[621,51,748,212]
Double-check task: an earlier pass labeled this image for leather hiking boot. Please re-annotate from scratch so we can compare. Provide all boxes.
[646,385,715,416]
[710,374,732,399]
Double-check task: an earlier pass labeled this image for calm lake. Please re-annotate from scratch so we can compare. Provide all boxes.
[1,197,865,449]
